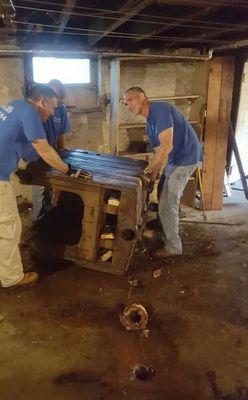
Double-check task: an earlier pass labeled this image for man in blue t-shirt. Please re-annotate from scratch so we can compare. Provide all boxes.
[44,79,70,150]
[31,79,71,221]
[0,84,71,288]
[124,86,201,258]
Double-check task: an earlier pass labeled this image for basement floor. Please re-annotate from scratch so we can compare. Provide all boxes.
[0,203,248,400]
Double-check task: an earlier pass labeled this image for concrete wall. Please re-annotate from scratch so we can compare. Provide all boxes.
[118,60,208,152]
[63,59,111,154]
[0,54,208,200]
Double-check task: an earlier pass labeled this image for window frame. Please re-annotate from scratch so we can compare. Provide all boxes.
[24,53,98,92]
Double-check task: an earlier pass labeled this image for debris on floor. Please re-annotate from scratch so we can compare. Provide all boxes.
[54,370,102,385]
[206,239,216,250]
[140,329,150,338]
[127,276,139,299]
[1,201,248,399]
[153,268,162,278]
[206,371,248,400]
[0,313,5,323]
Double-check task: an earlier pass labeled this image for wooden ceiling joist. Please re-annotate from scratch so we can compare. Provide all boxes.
[89,0,153,46]
[57,0,76,34]
[133,5,219,43]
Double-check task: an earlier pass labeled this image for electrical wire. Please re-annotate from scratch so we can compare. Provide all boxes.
[13,20,236,43]
[18,0,248,11]
[9,3,248,33]
[16,28,225,43]
[11,0,248,27]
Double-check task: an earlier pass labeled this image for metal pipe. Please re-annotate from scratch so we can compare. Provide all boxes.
[0,48,213,61]
[211,39,248,53]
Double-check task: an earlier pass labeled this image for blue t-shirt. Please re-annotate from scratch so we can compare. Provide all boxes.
[25,104,71,163]
[0,99,46,181]
[43,104,70,149]
[146,102,202,168]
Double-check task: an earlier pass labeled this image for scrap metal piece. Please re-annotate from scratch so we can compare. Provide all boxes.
[127,276,139,299]
[153,268,162,278]
[140,329,150,338]
[119,303,148,330]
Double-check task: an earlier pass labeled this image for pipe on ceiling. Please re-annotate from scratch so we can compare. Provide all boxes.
[211,39,248,53]
[0,48,213,61]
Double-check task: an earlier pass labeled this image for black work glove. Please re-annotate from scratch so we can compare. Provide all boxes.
[143,167,154,193]
[66,163,92,179]
[146,181,154,194]
[15,168,34,184]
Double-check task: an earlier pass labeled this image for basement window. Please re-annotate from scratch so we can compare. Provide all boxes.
[32,57,91,84]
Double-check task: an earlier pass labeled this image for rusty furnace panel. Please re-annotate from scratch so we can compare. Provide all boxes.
[29,149,148,275]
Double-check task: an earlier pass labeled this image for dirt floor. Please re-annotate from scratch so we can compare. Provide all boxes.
[0,202,248,400]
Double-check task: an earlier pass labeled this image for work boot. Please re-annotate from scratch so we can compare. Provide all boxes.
[154,248,181,259]
[13,272,39,287]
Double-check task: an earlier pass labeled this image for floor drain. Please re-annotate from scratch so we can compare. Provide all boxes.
[131,364,155,381]
[119,304,148,330]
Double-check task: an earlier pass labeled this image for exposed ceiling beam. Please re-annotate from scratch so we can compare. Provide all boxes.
[57,0,76,34]
[0,0,15,17]
[154,0,248,7]
[155,0,198,5]
[166,14,246,48]
[0,0,16,39]
[134,5,219,43]
[89,0,153,46]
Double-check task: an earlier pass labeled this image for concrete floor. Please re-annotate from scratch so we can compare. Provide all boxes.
[1,203,248,400]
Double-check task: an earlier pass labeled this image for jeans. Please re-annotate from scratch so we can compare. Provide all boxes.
[158,164,198,254]
[31,185,53,222]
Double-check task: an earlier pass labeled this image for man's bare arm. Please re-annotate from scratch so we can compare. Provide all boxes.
[31,139,68,173]
[147,128,173,181]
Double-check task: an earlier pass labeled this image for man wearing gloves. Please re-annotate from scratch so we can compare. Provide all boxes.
[0,84,70,288]
[124,86,201,258]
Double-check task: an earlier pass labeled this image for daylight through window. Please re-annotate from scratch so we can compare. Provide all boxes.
[32,57,90,84]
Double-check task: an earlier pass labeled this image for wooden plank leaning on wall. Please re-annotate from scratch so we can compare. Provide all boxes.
[202,57,235,210]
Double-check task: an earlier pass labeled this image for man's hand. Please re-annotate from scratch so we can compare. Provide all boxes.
[147,128,173,181]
